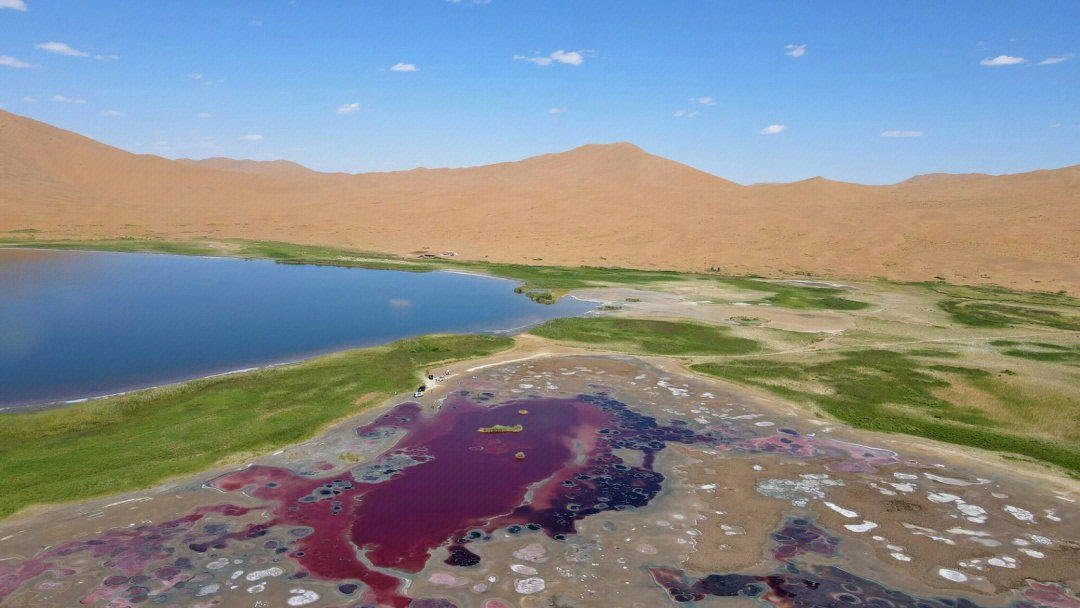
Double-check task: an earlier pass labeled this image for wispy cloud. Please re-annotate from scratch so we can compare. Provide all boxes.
[785,44,806,58]
[51,94,86,103]
[189,72,203,79]
[389,62,419,72]
[21,96,35,102]
[0,0,28,11]
[36,41,88,57]
[758,124,786,135]
[100,109,125,116]
[980,55,1026,66]
[0,55,42,68]
[548,107,565,114]
[881,130,922,137]
[1039,53,1075,65]
[35,41,117,61]
[514,49,587,66]
[197,112,211,118]
[241,134,262,141]
[690,96,716,106]
[673,110,699,118]
[335,102,360,114]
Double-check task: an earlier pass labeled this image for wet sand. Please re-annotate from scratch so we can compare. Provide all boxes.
[1,355,1077,607]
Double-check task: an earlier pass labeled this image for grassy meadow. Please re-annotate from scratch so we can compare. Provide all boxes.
[530,317,761,355]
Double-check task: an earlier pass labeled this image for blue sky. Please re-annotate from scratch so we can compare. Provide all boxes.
[1,0,1077,183]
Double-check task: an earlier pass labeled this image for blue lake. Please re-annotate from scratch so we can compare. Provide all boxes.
[0,249,593,409]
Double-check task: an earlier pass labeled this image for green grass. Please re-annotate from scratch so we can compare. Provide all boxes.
[917,281,1080,330]
[938,300,1080,330]
[718,277,870,310]
[0,334,512,519]
[917,281,1080,308]
[989,340,1080,364]
[692,350,1080,475]
[530,317,760,355]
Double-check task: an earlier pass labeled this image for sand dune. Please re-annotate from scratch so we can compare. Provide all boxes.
[2,110,1078,293]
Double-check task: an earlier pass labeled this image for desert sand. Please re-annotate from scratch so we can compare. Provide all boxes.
[2,109,1078,293]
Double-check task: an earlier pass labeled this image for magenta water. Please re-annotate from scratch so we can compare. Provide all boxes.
[212,392,705,606]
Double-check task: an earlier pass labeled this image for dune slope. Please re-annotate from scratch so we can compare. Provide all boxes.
[2,110,1078,293]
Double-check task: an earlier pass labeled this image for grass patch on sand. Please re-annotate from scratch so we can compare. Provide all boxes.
[531,317,760,356]
[692,350,1080,475]
[938,300,1080,330]
[913,281,1080,330]
[918,282,1080,308]
[990,340,1080,364]
[718,278,869,311]
[0,334,512,519]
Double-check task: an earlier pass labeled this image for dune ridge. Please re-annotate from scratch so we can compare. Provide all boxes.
[2,110,1078,293]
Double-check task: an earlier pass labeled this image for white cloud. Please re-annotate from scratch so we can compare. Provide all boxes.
[1039,53,1075,65]
[251,20,263,27]
[189,72,203,79]
[514,49,586,66]
[514,55,552,66]
[390,62,419,72]
[0,0,28,10]
[690,96,716,106]
[35,41,89,57]
[197,112,211,118]
[51,94,86,103]
[241,134,262,141]
[550,50,583,65]
[785,44,806,58]
[0,55,42,68]
[758,124,786,134]
[335,102,360,114]
[673,110,699,118]
[100,109,124,116]
[548,107,564,114]
[980,55,1026,66]
[22,96,35,102]
[881,130,922,137]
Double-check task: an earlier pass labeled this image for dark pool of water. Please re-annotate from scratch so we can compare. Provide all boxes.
[0,249,593,409]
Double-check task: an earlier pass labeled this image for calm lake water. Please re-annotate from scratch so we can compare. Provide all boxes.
[0,249,593,409]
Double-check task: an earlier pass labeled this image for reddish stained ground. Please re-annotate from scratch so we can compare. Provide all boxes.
[214,396,611,607]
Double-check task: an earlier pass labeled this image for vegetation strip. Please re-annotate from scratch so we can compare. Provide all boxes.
[530,317,761,355]
[691,349,1080,476]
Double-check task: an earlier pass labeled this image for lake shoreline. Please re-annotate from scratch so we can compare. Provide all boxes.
[0,248,595,411]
